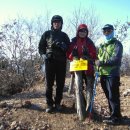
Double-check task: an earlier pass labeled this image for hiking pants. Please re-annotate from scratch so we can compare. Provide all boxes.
[100,75,121,118]
[85,76,94,111]
[45,59,66,106]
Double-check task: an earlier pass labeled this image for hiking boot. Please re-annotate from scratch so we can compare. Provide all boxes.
[45,105,53,113]
[55,104,62,112]
[103,117,121,125]
[103,115,112,120]
[104,114,122,120]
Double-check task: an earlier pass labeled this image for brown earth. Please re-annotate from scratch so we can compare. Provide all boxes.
[0,75,130,130]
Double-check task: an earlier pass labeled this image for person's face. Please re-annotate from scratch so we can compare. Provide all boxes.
[78,29,87,38]
[52,20,62,30]
[103,28,113,36]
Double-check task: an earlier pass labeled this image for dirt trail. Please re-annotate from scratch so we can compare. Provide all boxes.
[0,76,130,130]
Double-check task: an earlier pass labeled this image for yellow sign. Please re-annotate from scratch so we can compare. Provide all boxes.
[70,59,88,72]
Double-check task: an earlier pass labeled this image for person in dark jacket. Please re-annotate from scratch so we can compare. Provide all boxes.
[67,24,97,112]
[38,15,70,113]
[95,24,123,124]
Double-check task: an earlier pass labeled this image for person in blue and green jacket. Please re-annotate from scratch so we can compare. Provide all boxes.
[95,24,123,124]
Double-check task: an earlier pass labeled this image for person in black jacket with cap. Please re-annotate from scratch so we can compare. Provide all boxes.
[38,15,70,113]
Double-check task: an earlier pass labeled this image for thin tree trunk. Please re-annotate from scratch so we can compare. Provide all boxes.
[75,71,86,121]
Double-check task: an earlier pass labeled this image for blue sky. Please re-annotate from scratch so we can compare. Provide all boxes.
[0,0,130,25]
[0,0,130,53]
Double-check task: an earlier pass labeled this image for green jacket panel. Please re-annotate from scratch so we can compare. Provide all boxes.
[98,38,123,76]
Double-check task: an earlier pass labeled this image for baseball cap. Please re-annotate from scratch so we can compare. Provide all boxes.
[102,24,114,30]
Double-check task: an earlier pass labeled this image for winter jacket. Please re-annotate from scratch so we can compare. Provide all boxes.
[38,30,70,62]
[98,38,123,76]
[67,37,97,76]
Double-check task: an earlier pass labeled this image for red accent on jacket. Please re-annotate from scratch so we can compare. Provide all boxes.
[67,37,97,75]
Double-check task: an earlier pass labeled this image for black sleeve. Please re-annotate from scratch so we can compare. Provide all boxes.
[38,31,47,55]
[63,32,70,51]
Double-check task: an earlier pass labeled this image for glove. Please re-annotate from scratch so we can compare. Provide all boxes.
[72,47,78,59]
[82,46,89,59]
[46,51,54,59]
[95,60,104,67]
[41,54,46,61]
[52,41,67,52]
[57,42,67,52]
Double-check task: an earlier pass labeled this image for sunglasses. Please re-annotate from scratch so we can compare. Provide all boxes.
[79,29,87,33]
[103,29,112,33]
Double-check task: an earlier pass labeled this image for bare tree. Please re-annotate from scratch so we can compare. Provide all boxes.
[0,11,53,95]
[0,18,38,92]
[35,10,51,37]
[114,21,130,75]
[67,5,101,41]
[121,53,130,75]
[114,20,130,42]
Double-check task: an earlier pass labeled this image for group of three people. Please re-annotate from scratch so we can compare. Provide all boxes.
[38,15,123,124]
